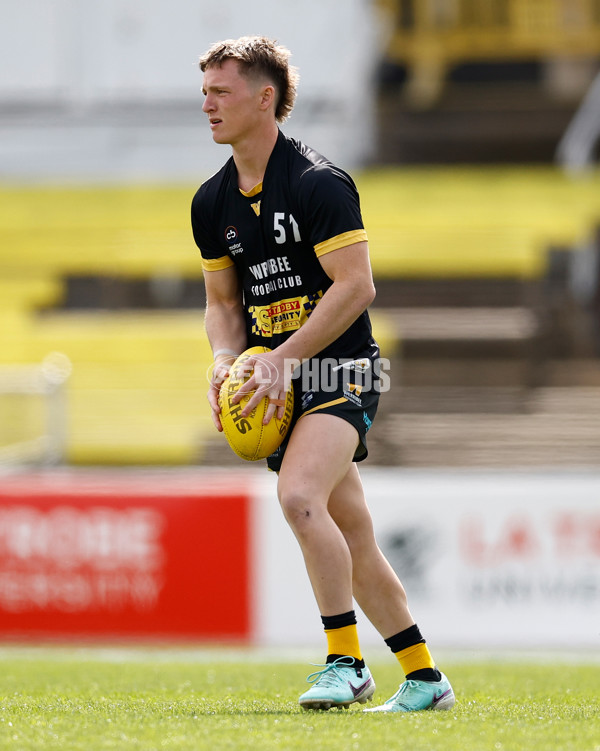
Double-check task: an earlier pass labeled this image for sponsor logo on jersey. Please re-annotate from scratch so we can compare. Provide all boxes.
[229,242,244,256]
[225,226,238,242]
[248,291,323,337]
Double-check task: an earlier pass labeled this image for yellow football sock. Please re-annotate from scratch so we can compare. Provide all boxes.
[395,642,435,676]
[325,624,363,661]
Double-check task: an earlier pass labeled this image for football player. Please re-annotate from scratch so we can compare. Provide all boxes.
[191,35,454,713]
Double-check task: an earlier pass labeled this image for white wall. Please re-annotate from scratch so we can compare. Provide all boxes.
[0,0,381,180]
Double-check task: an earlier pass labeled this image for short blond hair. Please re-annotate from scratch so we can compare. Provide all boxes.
[199,36,299,123]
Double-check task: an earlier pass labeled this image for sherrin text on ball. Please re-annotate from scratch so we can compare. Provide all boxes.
[218,346,294,461]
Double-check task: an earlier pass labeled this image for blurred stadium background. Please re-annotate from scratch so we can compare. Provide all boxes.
[0,0,599,649]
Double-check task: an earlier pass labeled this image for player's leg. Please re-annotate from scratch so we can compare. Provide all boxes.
[328,464,455,713]
[327,463,415,636]
[277,413,357,615]
[277,413,375,709]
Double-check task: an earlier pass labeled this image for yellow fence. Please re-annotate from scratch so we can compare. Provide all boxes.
[377,0,600,103]
[379,0,600,60]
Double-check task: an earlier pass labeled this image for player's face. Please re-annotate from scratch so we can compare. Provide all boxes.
[202,59,263,146]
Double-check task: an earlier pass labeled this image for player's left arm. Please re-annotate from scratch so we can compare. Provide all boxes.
[234,240,375,420]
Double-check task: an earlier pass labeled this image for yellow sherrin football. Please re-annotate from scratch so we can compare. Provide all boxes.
[218,346,294,461]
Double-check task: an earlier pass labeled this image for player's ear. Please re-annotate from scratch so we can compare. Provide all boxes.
[258,85,276,112]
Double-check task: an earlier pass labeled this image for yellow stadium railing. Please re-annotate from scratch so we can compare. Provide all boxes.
[379,0,600,59]
[377,0,600,104]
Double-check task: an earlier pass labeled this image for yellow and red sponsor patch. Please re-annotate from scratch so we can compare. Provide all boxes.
[249,291,323,337]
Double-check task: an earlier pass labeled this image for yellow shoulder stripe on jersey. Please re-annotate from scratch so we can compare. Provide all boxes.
[314,229,369,258]
[201,256,235,272]
[239,182,263,198]
[299,397,347,418]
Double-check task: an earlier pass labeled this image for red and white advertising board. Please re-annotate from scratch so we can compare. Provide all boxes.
[0,471,253,641]
[1,468,599,648]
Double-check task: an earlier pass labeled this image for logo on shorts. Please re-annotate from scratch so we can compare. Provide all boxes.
[344,382,363,405]
[301,390,315,410]
[332,358,371,373]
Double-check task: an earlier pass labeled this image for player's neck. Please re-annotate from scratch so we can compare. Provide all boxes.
[232,124,279,193]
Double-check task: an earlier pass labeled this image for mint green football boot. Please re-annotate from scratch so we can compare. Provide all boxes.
[299,656,376,710]
[364,673,455,713]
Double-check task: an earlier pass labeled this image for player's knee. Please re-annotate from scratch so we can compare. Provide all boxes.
[278,488,321,531]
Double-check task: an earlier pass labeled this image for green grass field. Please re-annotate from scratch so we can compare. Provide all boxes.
[0,647,598,751]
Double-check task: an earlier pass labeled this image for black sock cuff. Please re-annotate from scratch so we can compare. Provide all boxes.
[321,610,357,630]
[385,623,425,653]
[326,654,365,669]
[406,667,442,682]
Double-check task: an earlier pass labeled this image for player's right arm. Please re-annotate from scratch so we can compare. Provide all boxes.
[204,265,247,431]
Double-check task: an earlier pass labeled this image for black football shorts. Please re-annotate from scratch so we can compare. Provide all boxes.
[266,345,382,472]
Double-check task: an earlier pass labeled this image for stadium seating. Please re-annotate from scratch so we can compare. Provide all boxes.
[3,171,600,282]
[1,168,599,465]
[0,310,215,464]
[0,186,203,278]
[357,167,600,278]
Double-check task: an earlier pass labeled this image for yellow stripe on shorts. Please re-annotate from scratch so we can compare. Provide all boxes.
[300,397,347,418]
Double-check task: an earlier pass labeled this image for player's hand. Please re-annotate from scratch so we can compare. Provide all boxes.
[232,349,290,425]
[207,355,236,432]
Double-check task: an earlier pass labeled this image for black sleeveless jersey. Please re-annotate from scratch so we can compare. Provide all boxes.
[191,130,376,359]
